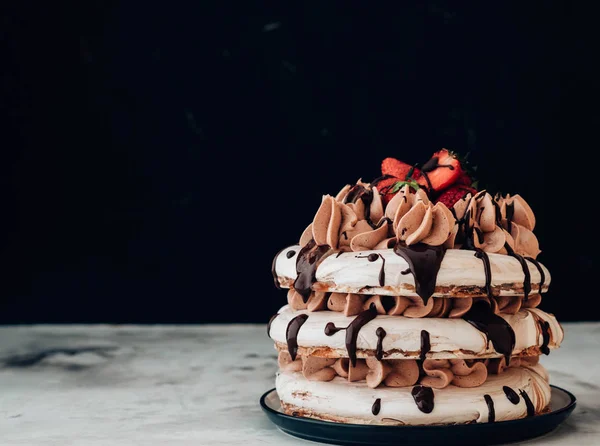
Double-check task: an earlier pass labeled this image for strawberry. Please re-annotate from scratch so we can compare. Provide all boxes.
[455,171,472,187]
[381,158,414,180]
[417,149,463,192]
[436,185,477,208]
[374,177,401,204]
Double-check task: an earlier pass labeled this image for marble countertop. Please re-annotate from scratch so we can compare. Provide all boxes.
[0,323,598,445]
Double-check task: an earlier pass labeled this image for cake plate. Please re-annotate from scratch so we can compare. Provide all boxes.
[260,386,576,446]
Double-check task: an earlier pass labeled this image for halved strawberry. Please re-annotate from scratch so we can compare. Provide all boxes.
[417,149,463,192]
[381,158,414,180]
[455,171,473,187]
[374,177,401,204]
[436,185,477,208]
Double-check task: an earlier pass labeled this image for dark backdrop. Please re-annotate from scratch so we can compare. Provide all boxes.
[2,2,597,323]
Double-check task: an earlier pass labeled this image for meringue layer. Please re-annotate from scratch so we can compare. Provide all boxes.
[268,305,563,360]
[276,363,550,425]
[274,246,550,298]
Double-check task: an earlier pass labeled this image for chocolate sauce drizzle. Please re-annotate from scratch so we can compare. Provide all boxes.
[355,253,386,286]
[267,313,279,336]
[324,305,378,366]
[285,314,309,361]
[519,389,535,417]
[411,386,434,414]
[372,398,382,415]
[376,327,386,361]
[462,300,515,365]
[420,330,431,362]
[271,248,285,289]
[505,202,515,230]
[474,248,493,298]
[504,242,531,301]
[484,395,495,423]
[294,240,331,301]
[525,256,546,294]
[336,251,345,258]
[539,320,551,355]
[344,185,374,226]
[503,386,520,405]
[286,250,296,259]
[393,243,446,305]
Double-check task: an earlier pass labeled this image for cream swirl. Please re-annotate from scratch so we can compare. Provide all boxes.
[277,351,529,389]
[287,290,542,317]
[300,190,389,251]
[386,185,455,246]
[452,191,541,258]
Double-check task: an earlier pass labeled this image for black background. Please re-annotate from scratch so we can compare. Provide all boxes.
[2,2,597,323]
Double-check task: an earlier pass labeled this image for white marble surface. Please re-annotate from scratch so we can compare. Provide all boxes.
[0,323,598,446]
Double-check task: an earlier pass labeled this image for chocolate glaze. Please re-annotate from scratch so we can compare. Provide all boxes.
[420,330,431,362]
[525,256,545,294]
[324,322,342,336]
[356,253,386,286]
[372,398,382,415]
[345,185,374,225]
[504,242,531,301]
[503,386,520,405]
[411,386,434,414]
[393,243,446,305]
[271,247,286,289]
[286,314,309,361]
[421,156,455,173]
[323,305,378,366]
[371,174,394,186]
[286,250,296,259]
[519,389,535,417]
[294,240,331,300]
[505,202,515,231]
[376,327,387,361]
[378,255,386,286]
[267,313,279,337]
[540,320,551,355]
[484,395,495,423]
[336,251,344,258]
[474,248,493,298]
[462,300,515,365]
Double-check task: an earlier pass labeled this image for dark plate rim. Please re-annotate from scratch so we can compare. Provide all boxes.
[260,385,576,430]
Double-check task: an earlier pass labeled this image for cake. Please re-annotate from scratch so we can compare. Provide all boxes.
[268,149,563,425]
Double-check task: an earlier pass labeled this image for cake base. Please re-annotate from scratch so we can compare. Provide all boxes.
[276,364,551,425]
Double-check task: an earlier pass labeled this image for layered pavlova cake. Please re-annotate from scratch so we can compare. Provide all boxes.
[269,149,563,425]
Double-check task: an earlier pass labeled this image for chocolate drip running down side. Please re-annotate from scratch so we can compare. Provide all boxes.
[540,320,551,355]
[420,330,431,362]
[372,398,382,415]
[519,389,535,417]
[376,327,386,361]
[411,386,434,414]
[503,386,520,405]
[474,248,493,299]
[525,257,546,294]
[484,395,495,423]
[294,240,331,301]
[356,253,386,286]
[462,300,515,365]
[504,242,531,301]
[285,314,309,361]
[324,305,378,366]
[393,243,446,305]
[271,248,286,289]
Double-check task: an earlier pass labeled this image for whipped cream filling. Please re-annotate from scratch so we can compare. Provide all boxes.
[276,364,550,425]
[268,305,562,360]
[275,246,550,298]
[288,290,542,318]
